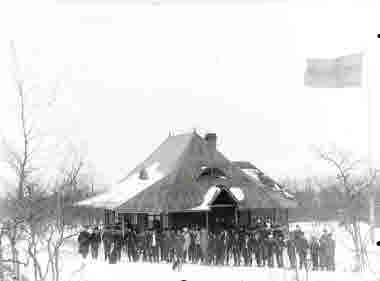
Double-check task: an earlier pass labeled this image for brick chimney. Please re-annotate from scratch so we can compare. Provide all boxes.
[205,133,217,151]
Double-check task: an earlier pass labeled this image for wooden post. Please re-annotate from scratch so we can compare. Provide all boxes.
[206,212,209,231]
[235,207,238,226]
[285,209,289,232]
[122,213,125,237]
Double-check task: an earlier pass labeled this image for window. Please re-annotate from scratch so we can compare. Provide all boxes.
[197,167,227,179]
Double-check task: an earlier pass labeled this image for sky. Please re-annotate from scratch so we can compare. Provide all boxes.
[1,0,380,193]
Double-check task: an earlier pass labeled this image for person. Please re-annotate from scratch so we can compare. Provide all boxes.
[252,232,262,267]
[319,230,328,270]
[231,229,241,266]
[296,231,308,270]
[285,233,297,269]
[102,226,113,261]
[168,229,176,263]
[274,234,285,268]
[189,227,196,263]
[126,228,137,262]
[90,226,101,259]
[215,230,224,265]
[200,227,209,265]
[183,227,191,263]
[78,226,91,259]
[194,227,201,264]
[310,236,320,271]
[265,233,276,267]
[172,229,185,271]
[151,229,159,263]
[109,241,118,264]
[114,226,123,262]
[208,232,217,265]
[242,232,252,266]
[326,233,335,271]
[161,228,170,262]
[294,225,303,241]
[143,229,152,262]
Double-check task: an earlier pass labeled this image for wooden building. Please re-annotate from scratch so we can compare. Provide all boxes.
[77,132,298,232]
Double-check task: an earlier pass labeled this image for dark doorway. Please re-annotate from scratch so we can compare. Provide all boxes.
[208,188,237,232]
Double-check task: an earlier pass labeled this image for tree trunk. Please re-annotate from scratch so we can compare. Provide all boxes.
[0,233,4,281]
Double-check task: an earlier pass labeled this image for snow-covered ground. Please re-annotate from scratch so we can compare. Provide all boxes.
[18,221,380,281]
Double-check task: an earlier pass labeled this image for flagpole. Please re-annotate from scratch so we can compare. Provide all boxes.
[365,48,375,243]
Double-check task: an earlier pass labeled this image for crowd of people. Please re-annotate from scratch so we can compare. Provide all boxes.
[77,218,336,271]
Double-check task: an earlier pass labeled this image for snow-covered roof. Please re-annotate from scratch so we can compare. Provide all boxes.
[240,167,295,199]
[229,187,245,201]
[185,186,221,211]
[76,162,165,209]
[241,168,261,181]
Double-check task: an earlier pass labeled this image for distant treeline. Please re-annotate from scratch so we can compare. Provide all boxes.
[287,184,380,224]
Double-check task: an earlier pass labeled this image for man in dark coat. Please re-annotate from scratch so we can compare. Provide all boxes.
[265,233,276,267]
[78,227,91,259]
[161,228,169,262]
[151,229,159,263]
[319,230,329,270]
[294,225,303,241]
[113,227,123,262]
[242,232,252,266]
[168,229,176,263]
[109,241,118,264]
[200,227,209,265]
[90,227,101,259]
[296,231,308,270]
[194,227,201,264]
[310,236,320,271]
[102,226,113,261]
[274,234,285,268]
[252,232,262,266]
[231,230,241,266]
[326,233,335,271]
[125,228,135,262]
[208,232,217,265]
[215,231,224,265]
[286,233,297,269]
[172,230,185,271]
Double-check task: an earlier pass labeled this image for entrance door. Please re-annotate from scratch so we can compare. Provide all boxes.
[209,206,236,232]
[208,188,238,232]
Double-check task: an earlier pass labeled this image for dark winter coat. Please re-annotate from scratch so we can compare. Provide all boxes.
[78,230,91,257]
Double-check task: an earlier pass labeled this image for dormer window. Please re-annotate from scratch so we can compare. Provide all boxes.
[197,167,227,180]
[139,167,148,180]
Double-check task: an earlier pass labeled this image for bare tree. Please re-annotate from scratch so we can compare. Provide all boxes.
[315,146,378,272]
[0,40,91,281]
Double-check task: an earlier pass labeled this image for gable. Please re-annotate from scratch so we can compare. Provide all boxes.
[212,188,237,206]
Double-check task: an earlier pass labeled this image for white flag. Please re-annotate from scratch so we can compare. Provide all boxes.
[304,53,363,88]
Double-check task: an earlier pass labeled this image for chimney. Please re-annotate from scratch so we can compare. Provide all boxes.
[205,133,217,151]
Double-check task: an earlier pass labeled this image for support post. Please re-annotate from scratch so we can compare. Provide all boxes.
[234,208,238,226]
[206,212,209,231]
[122,214,125,238]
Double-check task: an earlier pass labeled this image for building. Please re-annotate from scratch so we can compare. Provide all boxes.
[77,132,298,232]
